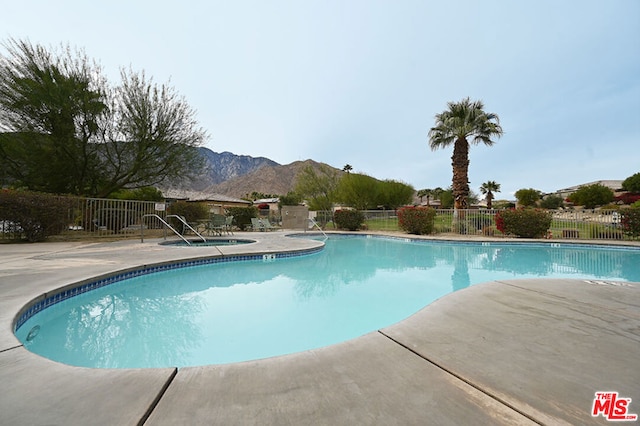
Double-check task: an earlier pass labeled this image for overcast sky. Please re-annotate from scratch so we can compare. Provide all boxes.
[3,0,639,198]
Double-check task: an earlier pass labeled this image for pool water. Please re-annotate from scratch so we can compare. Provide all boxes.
[16,236,640,368]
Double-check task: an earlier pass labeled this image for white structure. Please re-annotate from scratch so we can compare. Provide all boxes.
[554,180,624,199]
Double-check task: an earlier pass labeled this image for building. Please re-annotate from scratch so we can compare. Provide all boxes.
[253,198,280,216]
[162,189,251,214]
[554,180,624,199]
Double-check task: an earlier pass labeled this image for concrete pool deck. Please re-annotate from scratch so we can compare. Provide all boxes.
[0,232,639,425]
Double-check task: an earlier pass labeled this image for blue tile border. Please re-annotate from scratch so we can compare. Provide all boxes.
[14,245,324,333]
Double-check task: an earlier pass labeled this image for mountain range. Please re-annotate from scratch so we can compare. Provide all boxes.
[160,147,340,200]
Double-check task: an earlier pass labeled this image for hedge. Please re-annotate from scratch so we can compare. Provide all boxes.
[334,209,365,231]
[495,208,552,238]
[0,190,73,242]
[397,206,436,235]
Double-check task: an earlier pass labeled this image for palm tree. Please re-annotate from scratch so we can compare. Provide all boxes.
[342,164,353,174]
[432,187,444,207]
[428,98,503,210]
[417,188,431,205]
[480,181,501,209]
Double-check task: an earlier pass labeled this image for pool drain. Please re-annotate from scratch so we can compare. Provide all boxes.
[26,325,40,341]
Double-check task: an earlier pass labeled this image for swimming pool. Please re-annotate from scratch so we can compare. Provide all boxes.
[14,235,640,369]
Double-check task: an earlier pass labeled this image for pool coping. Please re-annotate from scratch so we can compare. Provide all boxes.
[1,231,639,425]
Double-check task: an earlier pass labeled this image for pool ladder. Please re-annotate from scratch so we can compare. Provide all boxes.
[141,214,207,245]
[308,217,328,240]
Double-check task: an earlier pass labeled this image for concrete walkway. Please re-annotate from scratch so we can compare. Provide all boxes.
[1,233,639,425]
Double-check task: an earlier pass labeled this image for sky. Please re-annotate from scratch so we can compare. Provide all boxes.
[2,0,639,199]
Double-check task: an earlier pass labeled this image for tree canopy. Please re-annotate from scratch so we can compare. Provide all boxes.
[335,173,379,210]
[0,38,205,197]
[515,188,542,207]
[568,184,614,208]
[622,172,640,193]
[335,173,414,210]
[377,179,415,209]
[428,98,503,210]
[294,164,339,214]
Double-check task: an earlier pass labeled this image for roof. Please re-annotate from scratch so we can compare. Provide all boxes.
[555,180,624,194]
[162,189,251,204]
[253,198,280,204]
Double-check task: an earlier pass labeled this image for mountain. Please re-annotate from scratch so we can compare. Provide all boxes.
[161,147,280,194]
[197,148,280,187]
[205,159,341,198]
[161,148,341,199]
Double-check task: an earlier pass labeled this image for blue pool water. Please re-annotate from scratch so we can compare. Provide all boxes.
[15,236,640,368]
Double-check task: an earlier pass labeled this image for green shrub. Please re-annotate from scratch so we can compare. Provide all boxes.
[600,204,621,210]
[0,190,73,242]
[110,187,164,201]
[397,206,436,235]
[568,184,614,208]
[514,188,542,207]
[540,195,564,210]
[226,206,258,231]
[495,208,552,238]
[334,209,365,231]
[620,207,640,238]
[167,201,209,231]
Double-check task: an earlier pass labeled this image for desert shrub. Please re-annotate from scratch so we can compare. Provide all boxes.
[622,172,640,192]
[110,187,164,201]
[168,201,209,231]
[397,206,436,235]
[226,206,258,231]
[334,209,365,231]
[493,200,515,209]
[514,188,542,207]
[600,204,621,210]
[540,195,564,210]
[495,208,552,238]
[615,193,640,205]
[620,208,640,238]
[568,184,614,208]
[0,190,73,242]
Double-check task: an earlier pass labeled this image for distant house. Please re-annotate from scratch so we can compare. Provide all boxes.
[554,180,624,199]
[162,189,251,214]
[253,198,280,216]
[419,200,441,208]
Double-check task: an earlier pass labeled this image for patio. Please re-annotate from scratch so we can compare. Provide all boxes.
[1,232,638,425]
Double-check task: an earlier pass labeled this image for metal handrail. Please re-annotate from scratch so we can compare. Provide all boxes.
[166,215,207,243]
[141,214,195,245]
[308,217,328,240]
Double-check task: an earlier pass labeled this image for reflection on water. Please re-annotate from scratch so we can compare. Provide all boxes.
[16,237,640,368]
[21,283,205,368]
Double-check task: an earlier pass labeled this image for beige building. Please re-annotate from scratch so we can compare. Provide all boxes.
[554,180,624,199]
[162,189,251,214]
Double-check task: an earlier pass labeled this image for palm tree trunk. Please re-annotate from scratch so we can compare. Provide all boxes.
[451,137,470,210]
[451,137,470,233]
